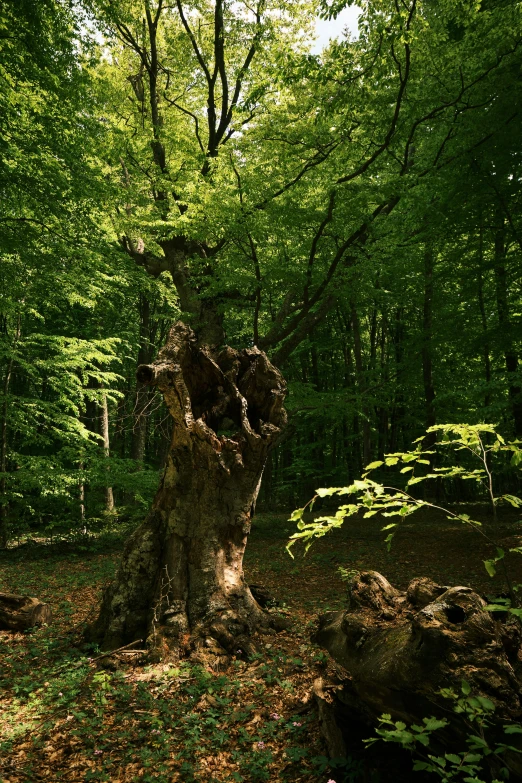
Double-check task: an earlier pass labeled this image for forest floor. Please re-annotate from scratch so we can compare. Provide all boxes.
[1,505,522,783]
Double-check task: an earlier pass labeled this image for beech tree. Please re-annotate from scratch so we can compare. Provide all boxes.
[1,0,518,652]
[79,0,522,654]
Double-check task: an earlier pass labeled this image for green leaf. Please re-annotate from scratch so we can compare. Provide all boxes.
[501,494,522,508]
[510,450,522,467]
[353,480,370,491]
[407,476,425,486]
[365,461,384,470]
[445,753,462,764]
[503,725,522,735]
[423,718,448,731]
[467,735,489,748]
[484,560,496,578]
[461,680,471,696]
[316,488,336,497]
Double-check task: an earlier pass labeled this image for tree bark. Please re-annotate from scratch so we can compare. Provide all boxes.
[131,293,152,463]
[494,216,522,437]
[100,391,115,512]
[422,247,436,448]
[0,592,52,631]
[0,313,21,549]
[87,322,287,656]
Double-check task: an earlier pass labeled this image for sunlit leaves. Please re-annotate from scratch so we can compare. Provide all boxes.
[288,425,522,592]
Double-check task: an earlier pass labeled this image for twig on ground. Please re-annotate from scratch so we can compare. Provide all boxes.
[89,639,144,662]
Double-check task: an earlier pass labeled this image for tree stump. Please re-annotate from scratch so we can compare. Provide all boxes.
[87,322,287,656]
[314,571,522,771]
[0,592,52,631]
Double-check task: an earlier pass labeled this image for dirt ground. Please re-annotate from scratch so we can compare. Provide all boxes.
[0,505,521,783]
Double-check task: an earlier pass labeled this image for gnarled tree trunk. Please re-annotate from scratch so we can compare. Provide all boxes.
[314,571,522,774]
[316,571,522,724]
[88,322,286,656]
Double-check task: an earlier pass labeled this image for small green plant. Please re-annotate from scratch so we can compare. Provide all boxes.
[366,681,522,782]
[310,753,367,782]
[290,425,522,782]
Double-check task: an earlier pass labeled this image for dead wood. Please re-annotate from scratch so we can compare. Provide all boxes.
[0,592,52,631]
[313,676,347,759]
[314,571,522,772]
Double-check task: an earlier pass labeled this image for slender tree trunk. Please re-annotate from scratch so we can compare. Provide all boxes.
[310,346,321,391]
[78,379,98,520]
[477,270,492,410]
[338,307,361,479]
[422,248,436,448]
[350,302,371,468]
[0,314,21,549]
[87,323,287,655]
[132,294,152,463]
[494,216,522,436]
[389,307,405,453]
[112,391,127,459]
[375,311,388,457]
[476,221,492,411]
[100,391,115,512]
[79,461,86,523]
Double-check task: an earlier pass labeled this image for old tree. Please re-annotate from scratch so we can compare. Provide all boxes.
[86,0,522,653]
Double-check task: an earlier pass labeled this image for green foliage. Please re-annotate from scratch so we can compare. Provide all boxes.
[288,424,522,606]
[367,682,522,782]
[3,0,522,545]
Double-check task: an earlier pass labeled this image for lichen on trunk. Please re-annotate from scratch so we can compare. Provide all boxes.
[88,322,287,656]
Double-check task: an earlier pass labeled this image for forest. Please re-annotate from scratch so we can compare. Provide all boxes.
[1,0,522,781]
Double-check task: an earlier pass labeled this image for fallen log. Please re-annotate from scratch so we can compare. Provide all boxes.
[0,592,52,631]
[314,572,522,772]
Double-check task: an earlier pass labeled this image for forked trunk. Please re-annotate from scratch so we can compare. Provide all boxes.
[88,323,287,656]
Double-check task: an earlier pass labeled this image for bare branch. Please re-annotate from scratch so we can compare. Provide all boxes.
[215,0,265,145]
[213,0,229,128]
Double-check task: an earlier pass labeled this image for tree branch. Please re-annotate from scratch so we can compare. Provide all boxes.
[303,191,336,305]
[337,0,415,185]
[163,94,205,152]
